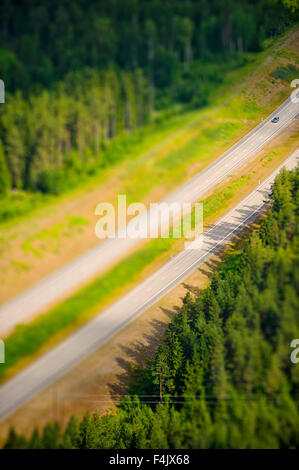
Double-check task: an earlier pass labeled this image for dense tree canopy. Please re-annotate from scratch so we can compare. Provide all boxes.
[5,167,299,449]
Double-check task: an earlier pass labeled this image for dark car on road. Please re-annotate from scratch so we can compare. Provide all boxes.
[271,116,279,123]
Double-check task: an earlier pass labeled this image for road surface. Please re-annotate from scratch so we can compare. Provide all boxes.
[0,149,297,421]
[0,96,298,336]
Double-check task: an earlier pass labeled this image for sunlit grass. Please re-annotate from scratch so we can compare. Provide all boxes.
[1,122,296,381]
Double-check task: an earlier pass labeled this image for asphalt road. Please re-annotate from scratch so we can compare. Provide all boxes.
[0,96,298,336]
[0,149,297,422]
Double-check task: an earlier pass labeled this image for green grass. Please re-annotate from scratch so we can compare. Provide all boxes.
[203,174,251,218]
[0,191,54,224]
[123,120,243,204]
[0,171,252,380]
[0,236,172,379]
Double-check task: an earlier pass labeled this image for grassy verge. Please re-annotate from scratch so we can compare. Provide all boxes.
[0,109,195,226]
[1,26,297,228]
